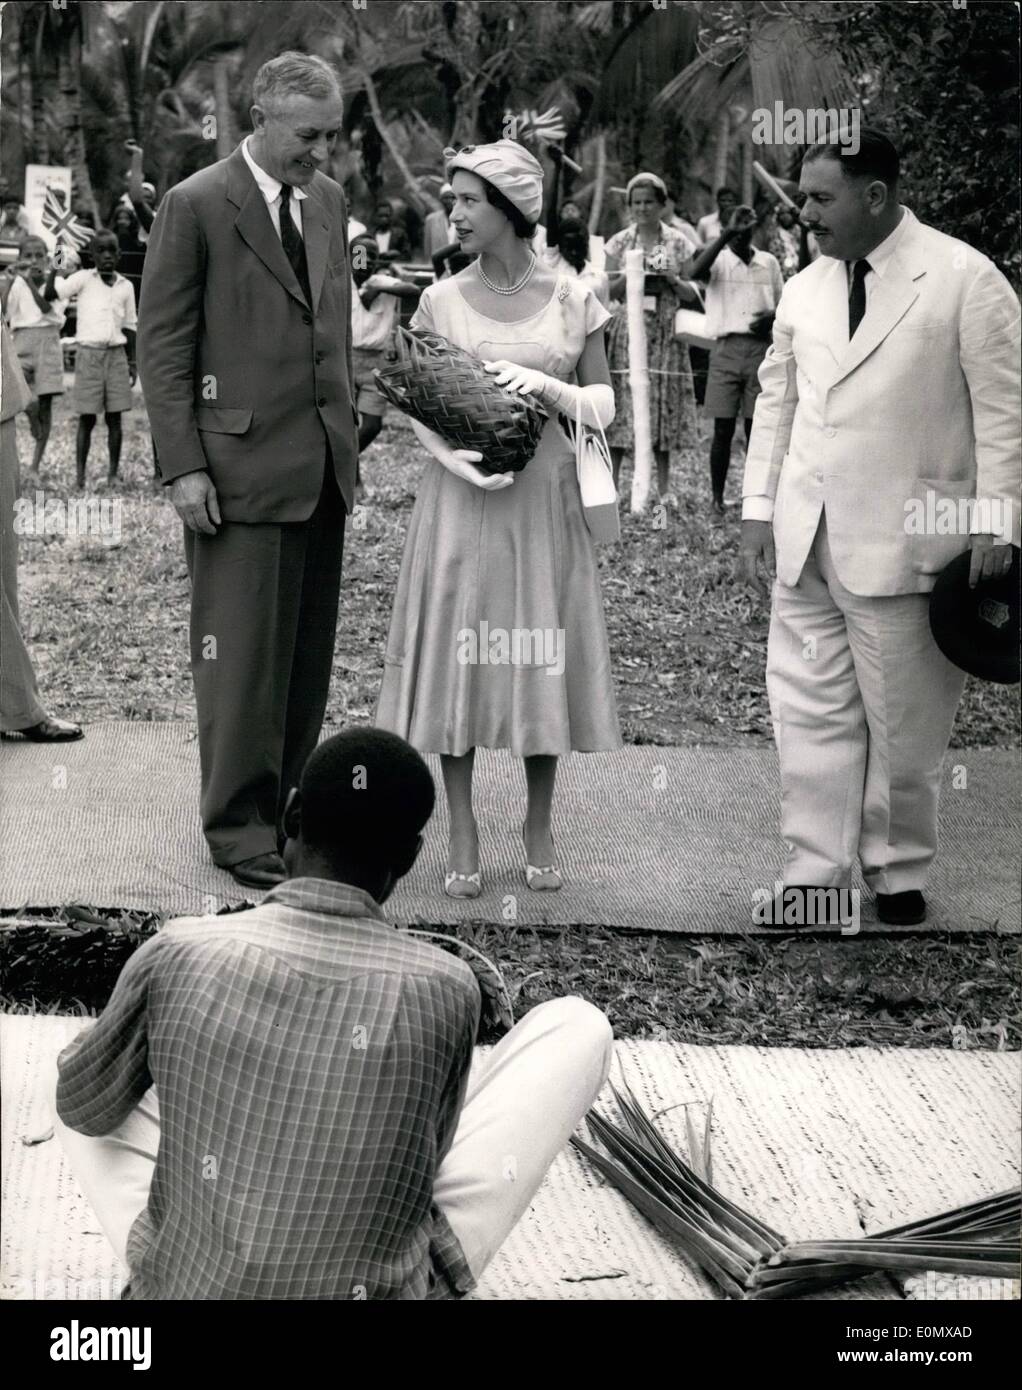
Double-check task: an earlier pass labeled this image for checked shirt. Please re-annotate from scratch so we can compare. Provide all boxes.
[56,878,481,1300]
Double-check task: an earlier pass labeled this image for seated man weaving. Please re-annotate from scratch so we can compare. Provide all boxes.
[54,728,613,1299]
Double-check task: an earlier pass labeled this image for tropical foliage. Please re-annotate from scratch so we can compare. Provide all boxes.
[0,0,1017,270]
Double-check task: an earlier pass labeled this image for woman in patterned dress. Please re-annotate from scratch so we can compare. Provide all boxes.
[375,141,621,899]
[604,172,700,502]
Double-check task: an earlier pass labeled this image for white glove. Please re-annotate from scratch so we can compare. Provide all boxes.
[408,418,514,491]
[483,360,615,431]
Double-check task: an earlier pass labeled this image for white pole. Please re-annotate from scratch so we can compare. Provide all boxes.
[752,160,799,210]
[625,247,652,513]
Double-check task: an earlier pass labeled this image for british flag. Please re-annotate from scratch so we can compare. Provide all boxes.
[505,106,582,174]
[508,107,568,147]
[40,185,92,251]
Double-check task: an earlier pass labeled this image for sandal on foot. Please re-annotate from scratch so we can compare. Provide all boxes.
[524,861,563,892]
[522,823,562,891]
[444,870,481,900]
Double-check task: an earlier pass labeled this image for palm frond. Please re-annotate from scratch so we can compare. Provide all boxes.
[572,1069,1021,1300]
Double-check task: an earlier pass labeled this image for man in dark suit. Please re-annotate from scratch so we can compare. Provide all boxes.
[139,52,358,889]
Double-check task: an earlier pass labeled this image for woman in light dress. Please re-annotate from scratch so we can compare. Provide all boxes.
[375,141,621,898]
[603,171,700,502]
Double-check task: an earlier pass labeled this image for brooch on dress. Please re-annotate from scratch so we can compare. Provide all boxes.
[557,279,571,302]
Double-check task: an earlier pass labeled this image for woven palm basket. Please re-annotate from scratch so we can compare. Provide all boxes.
[373,328,546,473]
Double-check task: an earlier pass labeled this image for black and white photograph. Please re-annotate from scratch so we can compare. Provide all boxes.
[0,0,1019,1349]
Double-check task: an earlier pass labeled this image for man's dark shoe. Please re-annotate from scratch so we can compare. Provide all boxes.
[760,885,853,929]
[8,716,84,743]
[229,852,286,889]
[876,890,926,926]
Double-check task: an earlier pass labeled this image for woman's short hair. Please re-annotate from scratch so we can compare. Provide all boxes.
[480,179,536,239]
[252,51,342,112]
[627,178,667,207]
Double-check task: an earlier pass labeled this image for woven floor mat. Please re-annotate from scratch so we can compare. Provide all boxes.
[1,723,1018,933]
[2,1016,1018,1301]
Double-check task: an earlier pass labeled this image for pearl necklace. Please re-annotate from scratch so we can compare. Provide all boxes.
[477,252,537,295]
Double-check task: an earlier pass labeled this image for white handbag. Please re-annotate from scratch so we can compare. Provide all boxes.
[674,281,717,350]
[674,307,717,350]
[569,392,620,545]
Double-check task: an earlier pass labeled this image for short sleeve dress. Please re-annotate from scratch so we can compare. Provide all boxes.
[604,220,699,460]
[374,273,623,758]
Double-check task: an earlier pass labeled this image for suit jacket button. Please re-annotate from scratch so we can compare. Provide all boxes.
[317,396,327,407]
[302,314,312,325]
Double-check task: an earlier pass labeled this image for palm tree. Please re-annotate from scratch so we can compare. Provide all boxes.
[94,1,255,176]
[567,1,702,215]
[17,0,100,221]
[652,2,858,190]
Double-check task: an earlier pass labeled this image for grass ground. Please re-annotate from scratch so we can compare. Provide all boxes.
[4,390,1019,1047]
[2,907,1018,1050]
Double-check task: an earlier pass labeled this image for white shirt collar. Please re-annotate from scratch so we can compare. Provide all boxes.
[854,206,911,279]
[242,136,309,205]
[723,244,770,268]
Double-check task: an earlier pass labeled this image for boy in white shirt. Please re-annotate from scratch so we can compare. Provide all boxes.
[45,230,137,489]
[687,206,783,516]
[3,236,65,474]
[350,234,420,481]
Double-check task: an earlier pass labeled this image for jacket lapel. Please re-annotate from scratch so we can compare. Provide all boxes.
[226,145,308,308]
[300,181,330,313]
[817,256,853,369]
[830,214,925,387]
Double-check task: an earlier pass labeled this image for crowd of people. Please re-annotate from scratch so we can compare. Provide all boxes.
[1,131,814,505]
[0,99,814,756]
[0,49,1017,1304]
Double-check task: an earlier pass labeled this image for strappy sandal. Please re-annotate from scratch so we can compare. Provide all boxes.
[444,870,482,900]
[522,823,563,892]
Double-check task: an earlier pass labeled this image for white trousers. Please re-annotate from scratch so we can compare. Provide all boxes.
[766,516,966,893]
[53,996,613,1290]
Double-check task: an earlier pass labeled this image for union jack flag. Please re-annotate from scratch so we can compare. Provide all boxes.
[40,186,92,251]
[504,107,582,173]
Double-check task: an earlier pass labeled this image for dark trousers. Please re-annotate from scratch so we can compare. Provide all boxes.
[183,464,345,866]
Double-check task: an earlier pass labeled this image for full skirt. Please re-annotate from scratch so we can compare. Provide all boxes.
[375,419,622,757]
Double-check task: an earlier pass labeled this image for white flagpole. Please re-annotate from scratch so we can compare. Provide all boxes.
[752,160,799,210]
[625,247,652,513]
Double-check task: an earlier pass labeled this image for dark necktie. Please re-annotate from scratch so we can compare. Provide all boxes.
[278,184,311,305]
[848,258,871,338]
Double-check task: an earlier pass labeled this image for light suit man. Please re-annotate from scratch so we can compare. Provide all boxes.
[741,127,1019,926]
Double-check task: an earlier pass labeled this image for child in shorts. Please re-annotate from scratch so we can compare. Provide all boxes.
[3,235,66,475]
[44,229,137,489]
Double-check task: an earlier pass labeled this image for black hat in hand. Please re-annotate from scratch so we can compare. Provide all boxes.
[929,546,1020,684]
